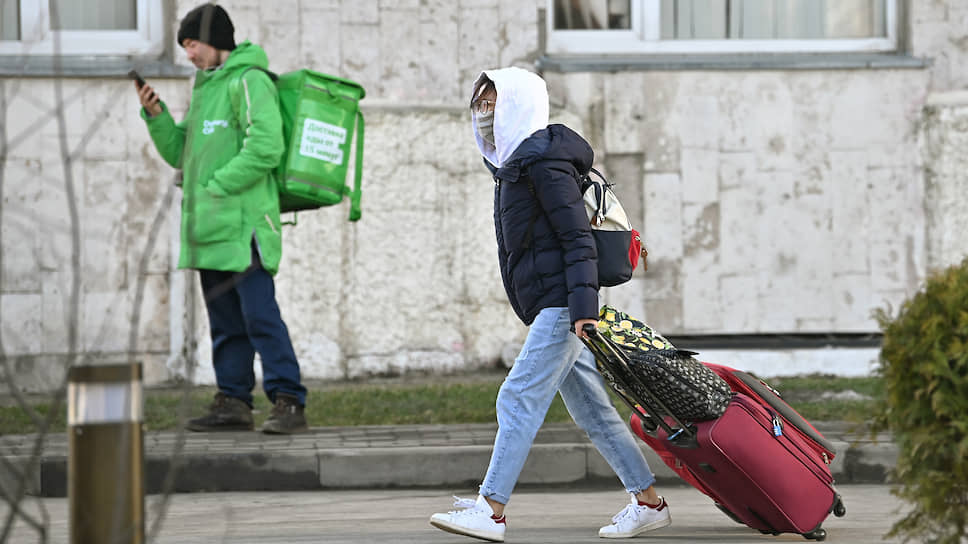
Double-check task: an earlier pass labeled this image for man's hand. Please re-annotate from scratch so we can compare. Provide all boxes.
[136,82,162,118]
[574,318,598,340]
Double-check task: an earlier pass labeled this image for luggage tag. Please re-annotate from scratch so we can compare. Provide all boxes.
[772,414,784,437]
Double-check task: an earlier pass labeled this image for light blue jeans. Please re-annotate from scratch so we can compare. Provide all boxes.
[479,307,657,504]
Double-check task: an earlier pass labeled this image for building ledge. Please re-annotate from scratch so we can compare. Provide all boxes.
[537,52,929,73]
[0,56,193,78]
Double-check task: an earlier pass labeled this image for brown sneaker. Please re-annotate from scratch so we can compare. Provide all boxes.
[186,392,254,432]
[261,393,308,434]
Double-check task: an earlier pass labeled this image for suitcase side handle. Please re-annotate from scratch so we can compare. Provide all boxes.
[581,324,698,445]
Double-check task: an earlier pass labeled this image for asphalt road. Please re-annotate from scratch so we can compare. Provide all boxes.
[2,485,902,544]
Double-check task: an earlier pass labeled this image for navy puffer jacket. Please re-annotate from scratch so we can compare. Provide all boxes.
[487,124,599,325]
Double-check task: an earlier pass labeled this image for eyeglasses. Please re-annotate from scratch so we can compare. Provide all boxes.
[471,99,495,114]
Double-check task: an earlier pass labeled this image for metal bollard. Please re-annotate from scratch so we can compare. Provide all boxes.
[67,363,144,544]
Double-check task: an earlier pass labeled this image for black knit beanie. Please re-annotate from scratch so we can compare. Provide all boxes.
[177,4,236,51]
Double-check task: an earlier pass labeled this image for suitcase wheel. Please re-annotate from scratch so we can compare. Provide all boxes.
[832,496,847,517]
[638,413,659,434]
[802,528,827,541]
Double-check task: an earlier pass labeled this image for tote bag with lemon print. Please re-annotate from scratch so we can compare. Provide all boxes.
[597,306,675,352]
[594,305,731,421]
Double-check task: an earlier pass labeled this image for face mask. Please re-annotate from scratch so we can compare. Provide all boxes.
[475,110,495,145]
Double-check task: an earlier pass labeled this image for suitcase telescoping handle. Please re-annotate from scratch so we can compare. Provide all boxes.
[581,324,698,445]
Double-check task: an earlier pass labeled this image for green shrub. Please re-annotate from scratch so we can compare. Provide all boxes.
[872,258,968,544]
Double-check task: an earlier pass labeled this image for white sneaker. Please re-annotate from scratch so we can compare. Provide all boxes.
[430,495,507,542]
[598,495,671,538]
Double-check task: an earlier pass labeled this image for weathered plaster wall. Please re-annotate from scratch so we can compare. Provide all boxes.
[1,78,188,390]
[921,91,968,271]
[910,0,968,92]
[549,69,930,334]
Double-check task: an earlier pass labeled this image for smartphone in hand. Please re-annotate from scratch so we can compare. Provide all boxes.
[129,69,161,116]
[127,69,146,88]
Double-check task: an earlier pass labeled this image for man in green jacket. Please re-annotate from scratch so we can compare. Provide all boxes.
[135,3,307,434]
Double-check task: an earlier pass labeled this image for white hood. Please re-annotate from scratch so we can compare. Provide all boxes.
[471,67,550,168]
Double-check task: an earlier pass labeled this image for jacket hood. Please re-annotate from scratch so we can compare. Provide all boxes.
[196,41,268,84]
[223,40,268,70]
[471,67,549,168]
[491,124,594,183]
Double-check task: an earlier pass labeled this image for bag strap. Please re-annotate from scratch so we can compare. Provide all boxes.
[588,167,607,183]
[228,66,278,118]
[228,67,294,226]
[586,168,609,226]
[348,109,364,221]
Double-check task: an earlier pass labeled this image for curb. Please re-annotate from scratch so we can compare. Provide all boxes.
[0,423,896,498]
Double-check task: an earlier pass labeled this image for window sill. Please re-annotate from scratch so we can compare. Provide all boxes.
[537,52,928,72]
[0,56,193,78]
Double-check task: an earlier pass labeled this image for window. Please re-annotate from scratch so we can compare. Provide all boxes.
[548,0,898,55]
[0,0,164,56]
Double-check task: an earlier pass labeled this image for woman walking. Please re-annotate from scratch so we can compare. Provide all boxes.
[429,67,672,542]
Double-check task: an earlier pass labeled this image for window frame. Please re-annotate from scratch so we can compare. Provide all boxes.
[0,0,165,57]
[546,0,899,55]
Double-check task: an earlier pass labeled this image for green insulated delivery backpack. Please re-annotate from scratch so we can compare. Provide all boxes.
[232,68,366,221]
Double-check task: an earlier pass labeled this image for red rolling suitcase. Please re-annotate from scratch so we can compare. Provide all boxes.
[581,326,845,541]
[631,362,840,505]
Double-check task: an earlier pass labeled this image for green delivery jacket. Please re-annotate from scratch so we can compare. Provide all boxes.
[142,41,284,275]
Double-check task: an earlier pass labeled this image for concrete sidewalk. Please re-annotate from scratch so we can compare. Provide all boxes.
[1,486,905,543]
[0,421,896,498]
